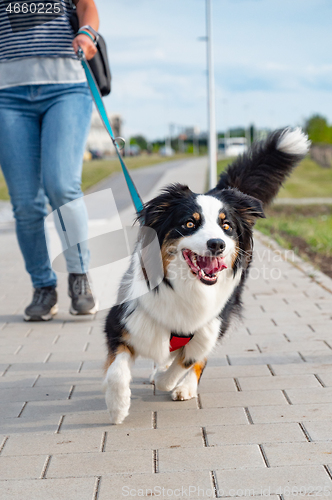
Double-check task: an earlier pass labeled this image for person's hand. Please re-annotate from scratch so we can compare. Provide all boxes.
[72,34,97,60]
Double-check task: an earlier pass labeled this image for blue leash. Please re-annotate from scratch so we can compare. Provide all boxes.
[77,47,144,215]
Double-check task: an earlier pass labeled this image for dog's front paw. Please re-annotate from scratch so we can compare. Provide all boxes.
[172,384,197,401]
[154,372,176,392]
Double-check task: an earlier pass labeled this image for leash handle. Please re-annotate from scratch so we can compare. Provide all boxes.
[77,47,144,215]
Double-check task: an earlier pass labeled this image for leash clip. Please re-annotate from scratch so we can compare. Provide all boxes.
[113,137,126,150]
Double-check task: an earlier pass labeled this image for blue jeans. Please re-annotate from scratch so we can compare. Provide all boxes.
[0,83,92,288]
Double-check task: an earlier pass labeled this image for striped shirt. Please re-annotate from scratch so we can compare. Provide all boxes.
[0,0,77,61]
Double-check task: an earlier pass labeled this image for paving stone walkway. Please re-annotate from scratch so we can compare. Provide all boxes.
[0,157,332,499]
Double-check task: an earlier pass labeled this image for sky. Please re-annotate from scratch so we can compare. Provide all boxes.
[96,0,332,141]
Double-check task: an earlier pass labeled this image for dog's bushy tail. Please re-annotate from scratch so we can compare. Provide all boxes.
[209,128,310,206]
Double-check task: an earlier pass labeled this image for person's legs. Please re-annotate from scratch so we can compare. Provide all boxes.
[0,86,57,289]
[40,83,92,274]
[40,83,96,314]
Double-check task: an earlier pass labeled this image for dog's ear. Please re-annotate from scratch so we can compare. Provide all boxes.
[137,183,193,228]
[217,188,265,226]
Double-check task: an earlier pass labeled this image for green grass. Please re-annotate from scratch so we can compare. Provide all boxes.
[0,153,196,201]
[256,205,332,257]
[217,157,235,177]
[217,156,332,199]
[278,156,332,198]
[0,170,9,201]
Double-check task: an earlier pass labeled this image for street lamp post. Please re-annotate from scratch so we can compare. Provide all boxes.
[206,0,217,189]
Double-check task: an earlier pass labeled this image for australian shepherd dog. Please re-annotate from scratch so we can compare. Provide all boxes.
[103,128,310,424]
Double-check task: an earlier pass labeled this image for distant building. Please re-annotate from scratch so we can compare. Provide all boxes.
[86,111,122,156]
[218,137,248,157]
[183,126,200,139]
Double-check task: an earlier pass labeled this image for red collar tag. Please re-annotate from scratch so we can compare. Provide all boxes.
[170,333,194,352]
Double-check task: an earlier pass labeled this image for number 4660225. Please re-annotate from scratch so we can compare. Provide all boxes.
[6,3,62,14]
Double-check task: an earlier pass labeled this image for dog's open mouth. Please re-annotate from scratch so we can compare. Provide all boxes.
[182,249,227,285]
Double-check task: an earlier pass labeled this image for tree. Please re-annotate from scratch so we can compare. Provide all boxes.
[305,115,332,144]
[130,135,148,151]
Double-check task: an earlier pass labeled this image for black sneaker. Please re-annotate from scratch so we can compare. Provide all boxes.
[68,273,98,315]
[24,287,58,321]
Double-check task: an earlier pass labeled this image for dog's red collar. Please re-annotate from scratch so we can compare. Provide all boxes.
[170,333,194,352]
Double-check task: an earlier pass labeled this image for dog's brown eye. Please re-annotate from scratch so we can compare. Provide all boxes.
[223,222,231,231]
[186,221,195,229]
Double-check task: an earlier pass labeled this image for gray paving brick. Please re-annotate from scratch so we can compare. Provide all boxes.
[0,364,10,375]
[0,455,47,480]
[199,356,228,367]
[258,340,330,353]
[316,372,332,387]
[215,465,332,496]
[285,387,332,405]
[193,377,237,393]
[60,409,153,431]
[213,343,260,355]
[0,345,21,354]
[0,375,36,389]
[129,394,198,412]
[0,402,25,419]
[249,324,312,336]
[200,389,287,408]
[238,375,321,391]
[6,361,81,373]
[72,382,153,399]
[298,421,332,442]
[0,353,54,364]
[205,422,306,446]
[0,385,71,403]
[264,442,332,467]
[159,444,265,472]
[18,397,107,419]
[104,426,203,451]
[0,477,96,500]
[271,363,332,376]
[46,449,152,477]
[1,430,104,456]
[249,403,332,424]
[98,471,212,500]
[203,365,271,379]
[228,352,304,365]
[79,360,104,371]
[285,331,332,342]
[0,415,60,434]
[300,351,332,364]
[33,371,102,387]
[45,351,103,362]
[157,407,248,429]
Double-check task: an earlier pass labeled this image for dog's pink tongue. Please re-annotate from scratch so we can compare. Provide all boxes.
[197,256,227,274]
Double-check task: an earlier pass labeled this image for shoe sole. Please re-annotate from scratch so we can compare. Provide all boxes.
[24,304,58,322]
[69,300,98,316]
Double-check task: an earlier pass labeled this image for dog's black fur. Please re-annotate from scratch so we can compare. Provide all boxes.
[209,129,302,205]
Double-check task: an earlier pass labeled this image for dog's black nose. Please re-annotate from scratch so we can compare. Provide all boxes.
[207,238,225,255]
